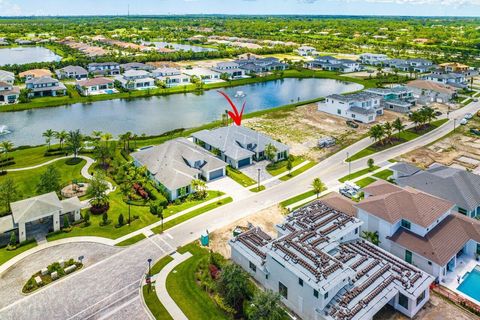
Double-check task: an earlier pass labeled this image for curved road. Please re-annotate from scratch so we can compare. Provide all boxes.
[0,101,478,320]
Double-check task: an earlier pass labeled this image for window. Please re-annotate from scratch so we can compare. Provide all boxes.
[401,219,411,230]
[405,250,413,264]
[313,289,319,298]
[351,114,356,119]
[355,228,358,234]
[279,282,288,299]
[249,261,256,272]
[337,109,341,115]
[298,278,303,286]
[324,292,328,299]
[398,293,409,309]
[458,207,468,215]
[428,261,432,266]
[416,290,426,306]
[477,244,480,255]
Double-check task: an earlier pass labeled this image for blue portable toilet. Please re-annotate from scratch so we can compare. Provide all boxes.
[200,231,209,246]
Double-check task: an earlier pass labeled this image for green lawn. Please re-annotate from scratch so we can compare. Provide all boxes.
[0,241,37,267]
[266,156,305,176]
[279,161,316,181]
[338,166,380,183]
[347,119,448,162]
[167,243,229,320]
[0,157,86,200]
[226,166,256,187]
[280,190,316,208]
[163,191,224,217]
[142,285,173,320]
[250,185,266,192]
[373,169,393,180]
[115,234,146,246]
[2,145,62,169]
[355,177,377,188]
[153,197,233,234]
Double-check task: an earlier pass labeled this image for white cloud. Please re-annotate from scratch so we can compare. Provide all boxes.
[0,0,22,16]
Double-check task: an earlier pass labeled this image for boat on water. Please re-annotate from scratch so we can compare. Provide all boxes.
[234,91,246,98]
[0,125,12,136]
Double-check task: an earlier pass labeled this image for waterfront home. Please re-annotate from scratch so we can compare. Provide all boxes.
[151,68,191,87]
[87,62,121,76]
[211,61,246,79]
[182,67,222,83]
[114,70,156,90]
[0,81,20,105]
[307,56,361,73]
[55,65,88,80]
[192,126,289,169]
[151,67,182,78]
[131,138,227,201]
[0,70,15,84]
[0,192,82,244]
[392,162,480,218]
[406,79,458,104]
[230,200,434,320]
[423,71,467,88]
[76,77,115,96]
[120,62,155,72]
[296,45,317,56]
[234,57,288,74]
[356,180,480,283]
[365,86,416,113]
[19,69,52,81]
[359,53,389,65]
[25,76,67,98]
[319,92,383,123]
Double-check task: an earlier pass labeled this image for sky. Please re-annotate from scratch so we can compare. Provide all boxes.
[0,0,480,17]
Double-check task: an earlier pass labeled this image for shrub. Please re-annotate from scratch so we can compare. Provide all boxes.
[9,231,17,246]
[83,211,90,226]
[118,213,124,227]
[90,203,110,215]
[100,212,109,226]
[63,215,70,229]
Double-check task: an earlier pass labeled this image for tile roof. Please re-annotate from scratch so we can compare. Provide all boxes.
[356,180,454,228]
[396,164,480,212]
[10,192,63,224]
[131,138,226,191]
[320,193,357,217]
[389,213,480,266]
[19,69,52,78]
[76,77,114,87]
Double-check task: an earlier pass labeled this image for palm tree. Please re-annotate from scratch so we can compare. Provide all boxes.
[421,106,437,125]
[92,130,103,140]
[101,132,113,148]
[0,140,14,158]
[361,230,381,246]
[312,178,326,198]
[124,131,133,151]
[42,129,56,150]
[383,122,393,144]
[392,117,405,137]
[55,130,68,150]
[369,124,385,145]
[66,130,83,159]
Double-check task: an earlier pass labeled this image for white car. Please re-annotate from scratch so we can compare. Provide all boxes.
[464,113,473,120]
[460,118,468,125]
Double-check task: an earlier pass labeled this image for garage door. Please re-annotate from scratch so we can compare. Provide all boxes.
[209,168,224,181]
[237,158,251,168]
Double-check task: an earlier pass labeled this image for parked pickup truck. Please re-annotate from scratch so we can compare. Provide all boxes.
[346,120,359,129]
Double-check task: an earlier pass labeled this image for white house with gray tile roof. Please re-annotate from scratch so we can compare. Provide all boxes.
[131,138,227,201]
[392,162,480,218]
[0,70,15,85]
[0,81,20,105]
[55,65,88,80]
[230,200,433,320]
[25,76,67,98]
[319,92,383,123]
[0,192,82,243]
[191,126,289,169]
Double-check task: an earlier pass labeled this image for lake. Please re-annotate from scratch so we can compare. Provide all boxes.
[0,78,363,147]
[143,41,217,52]
[0,46,62,66]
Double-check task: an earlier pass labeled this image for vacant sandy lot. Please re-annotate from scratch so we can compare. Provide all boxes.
[244,104,407,161]
[208,205,286,258]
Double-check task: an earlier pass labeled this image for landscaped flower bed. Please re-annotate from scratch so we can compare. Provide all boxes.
[22,258,83,293]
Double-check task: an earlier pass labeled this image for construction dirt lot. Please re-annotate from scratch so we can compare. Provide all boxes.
[398,114,480,172]
[243,103,408,161]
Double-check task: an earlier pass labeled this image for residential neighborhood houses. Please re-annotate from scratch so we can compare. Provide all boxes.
[319,92,383,123]
[131,138,227,201]
[192,126,289,169]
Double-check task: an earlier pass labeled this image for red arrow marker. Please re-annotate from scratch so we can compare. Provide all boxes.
[218,90,246,126]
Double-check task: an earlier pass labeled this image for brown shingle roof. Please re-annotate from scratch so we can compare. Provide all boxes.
[19,69,52,78]
[361,180,403,196]
[389,213,480,266]
[356,181,454,228]
[77,77,113,87]
[320,193,357,217]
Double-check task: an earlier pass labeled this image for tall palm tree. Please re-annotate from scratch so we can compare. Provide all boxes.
[101,132,113,148]
[55,130,68,150]
[369,124,385,145]
[42,129,56,150]
[392,117,405,137]
[92,130,103,140]
[383,122,393,144]
[0,140,14,160]
[66,130,83,159]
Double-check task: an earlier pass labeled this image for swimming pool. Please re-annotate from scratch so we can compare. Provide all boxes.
[457,265,480,302]
[104,89,115,94]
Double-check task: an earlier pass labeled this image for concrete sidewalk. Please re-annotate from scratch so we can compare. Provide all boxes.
[154,252,192,320]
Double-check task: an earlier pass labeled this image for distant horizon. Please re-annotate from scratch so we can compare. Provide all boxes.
[0,0,479,18]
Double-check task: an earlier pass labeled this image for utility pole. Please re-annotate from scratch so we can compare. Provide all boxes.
[346,152,351,177]
[257,168,261,191]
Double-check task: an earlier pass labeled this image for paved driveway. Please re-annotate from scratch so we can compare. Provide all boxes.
[207,176,251,200]
[240,160,273,183]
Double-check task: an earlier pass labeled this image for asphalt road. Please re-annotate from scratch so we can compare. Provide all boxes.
[1,100,478,320]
